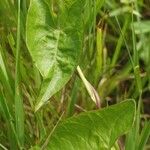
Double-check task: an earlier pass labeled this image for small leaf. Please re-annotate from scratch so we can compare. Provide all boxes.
[46,100,136,149]
[133,21,150,34]
[77,66,101,108]
[26,0,86,111]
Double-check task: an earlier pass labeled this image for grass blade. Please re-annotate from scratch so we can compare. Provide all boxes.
[138,121,150,150]
[15,0,24,147]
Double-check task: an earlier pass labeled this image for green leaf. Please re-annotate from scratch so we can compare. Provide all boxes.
[96,0,105,12]
[29,146,41,150]
[26,0,86,111]
[133,21,150,34]
[138,121,150,150]
[46,100,135,149]
[83,0,105,31]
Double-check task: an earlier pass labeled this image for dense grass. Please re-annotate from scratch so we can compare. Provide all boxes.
[0,0,150,149]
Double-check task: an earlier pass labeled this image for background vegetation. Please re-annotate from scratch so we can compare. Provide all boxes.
[0,0,150,149]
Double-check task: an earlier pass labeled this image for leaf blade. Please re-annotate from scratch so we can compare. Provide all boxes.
[47,100,136,149]
[26,0,85,111]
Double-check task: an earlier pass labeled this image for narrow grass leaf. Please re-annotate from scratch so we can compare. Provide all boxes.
[15,0,24,146]
[138,121,150,150]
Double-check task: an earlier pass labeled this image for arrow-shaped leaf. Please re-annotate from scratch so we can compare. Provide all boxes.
[46,100,135,149]
[26,0,86,111]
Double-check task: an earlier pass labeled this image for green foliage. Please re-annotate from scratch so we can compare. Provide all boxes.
[46,100,135,150]
[133,21,150,34]
[0,0,150,149]
[137,121,150,150]
[26,0,86,111]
